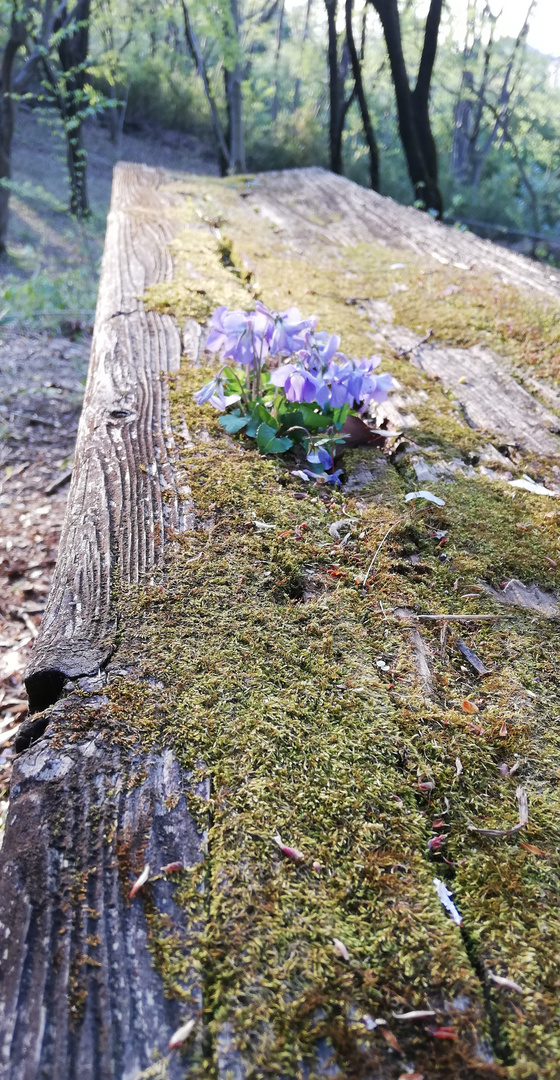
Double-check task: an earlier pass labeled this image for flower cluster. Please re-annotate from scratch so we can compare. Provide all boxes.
[193,301,394,481]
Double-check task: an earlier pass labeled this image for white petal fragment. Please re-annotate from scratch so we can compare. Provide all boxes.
[392,1010,436,1020]
[168,1017,197,1050]
[333,937,350,961]
[509,478,558,497]
[456,757,463,777]
[405,490,445,507]
[488,973,525,994]
[129,863,150,900]
[433,877,462,926]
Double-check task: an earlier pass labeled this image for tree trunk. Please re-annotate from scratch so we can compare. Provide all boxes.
[292,0,313,110]
[0,8,28,252]
[56,0,92,217]
[345,0,379,191]
[225,0,245,173]
[370,0,443,216]
[271,0,285,123]
[325,0,343,174]
[181,0,230,172]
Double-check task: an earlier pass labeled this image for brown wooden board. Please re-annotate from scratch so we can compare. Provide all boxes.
[24,166,193,715]
[2,164,560,1079]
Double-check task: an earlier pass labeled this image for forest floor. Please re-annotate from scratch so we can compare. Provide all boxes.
[0,108,219,822]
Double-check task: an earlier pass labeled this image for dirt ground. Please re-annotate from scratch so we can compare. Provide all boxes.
[0,110,218,828]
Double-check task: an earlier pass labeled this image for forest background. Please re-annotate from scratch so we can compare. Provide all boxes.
[0,0,558,330]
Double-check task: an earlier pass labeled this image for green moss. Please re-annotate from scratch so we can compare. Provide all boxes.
[115,175,560,1077]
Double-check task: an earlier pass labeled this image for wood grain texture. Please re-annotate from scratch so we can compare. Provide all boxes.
[247,167,560,299]
[25,164,193,714]
[0,692,206,1080]
[375,323,560,454]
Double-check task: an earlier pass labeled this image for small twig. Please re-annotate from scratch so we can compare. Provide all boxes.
[405,614,515,622]
[45,469,73,496]
[397,328,433,359]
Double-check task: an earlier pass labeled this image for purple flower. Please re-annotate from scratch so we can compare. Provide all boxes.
[270,363,321,404]
[307,445,333,470]
[295,327,340,364]
[206,306,270,367]
[193,378,227,411]
[256,302,316,356]
[298,467,343,485]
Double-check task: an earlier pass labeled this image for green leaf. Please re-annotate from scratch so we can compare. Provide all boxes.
[246,404,278,437]
[219,414,249,434]
[278,405,327,435]
[256,422,293,454]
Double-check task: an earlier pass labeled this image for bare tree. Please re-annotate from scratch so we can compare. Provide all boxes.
[369,0,443,216]
[451,1,536,190]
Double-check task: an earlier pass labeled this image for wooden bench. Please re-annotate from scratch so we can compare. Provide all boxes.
[2,163,560,1079]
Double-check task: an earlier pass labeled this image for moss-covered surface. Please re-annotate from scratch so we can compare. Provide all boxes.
[103,174,560,1078]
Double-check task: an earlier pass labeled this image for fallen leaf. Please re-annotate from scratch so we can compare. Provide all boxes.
[426,1026,458,1040]
[499,721,508,737]
[398,1073,424,1080]
[428,834,448,851]
[488,972,524,994]
[339,414,387,450]
[462,699,478,714]
[519,842,548,856]
[333,937,350,961]
[380,1028,403,1053]
[129,864,150,899]
[161,862,184,874]
[168,1017,196,1050]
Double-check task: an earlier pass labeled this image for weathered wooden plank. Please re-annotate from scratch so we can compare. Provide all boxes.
[8,163,560,1080]
[246,167,560,299]
[0,691,206,1080]
[25,165,193,714]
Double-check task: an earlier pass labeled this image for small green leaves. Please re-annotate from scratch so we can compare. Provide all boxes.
[219,413,249,434]
[256,423,293,454]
